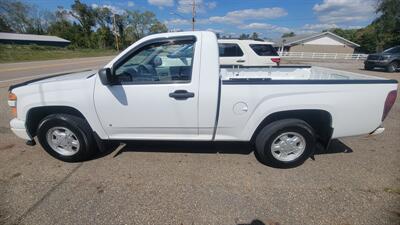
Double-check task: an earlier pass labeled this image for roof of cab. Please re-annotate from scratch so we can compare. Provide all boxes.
[218,39,274,45]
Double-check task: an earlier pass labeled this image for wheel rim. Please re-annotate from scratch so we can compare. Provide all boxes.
[46,127,80,156]
[391,63,397,71]
[271,132,306,162]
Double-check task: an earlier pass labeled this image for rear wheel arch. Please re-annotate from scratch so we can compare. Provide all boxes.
[251,109,333,146]
[26,106,90,137]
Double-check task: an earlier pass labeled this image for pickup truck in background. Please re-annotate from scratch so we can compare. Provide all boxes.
[218,39,280,66]
[8,31,398,168]
[364,46,400,72]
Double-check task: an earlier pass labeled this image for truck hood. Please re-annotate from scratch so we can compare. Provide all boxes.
[9,69,97,91]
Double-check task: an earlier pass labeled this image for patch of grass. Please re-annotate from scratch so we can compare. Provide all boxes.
[0,44,118,63]
[384,187,400,195]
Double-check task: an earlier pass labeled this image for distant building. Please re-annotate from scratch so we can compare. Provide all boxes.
[275,31,360,54]
[0,32,70,47]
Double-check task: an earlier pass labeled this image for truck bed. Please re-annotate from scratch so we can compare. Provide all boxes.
[220,65,389,81]
[216,65,397,141]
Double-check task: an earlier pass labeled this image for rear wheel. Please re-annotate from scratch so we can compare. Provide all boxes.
[387,62,398,73]
[255,119,316,168]
[37,114,95,162]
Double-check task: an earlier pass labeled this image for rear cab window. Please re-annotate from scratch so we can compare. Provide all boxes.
[249,44,278,56]
[218,43,244,57]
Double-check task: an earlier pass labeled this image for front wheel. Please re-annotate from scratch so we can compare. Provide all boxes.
[255,119,316,168]
[37,114,95,162]
[387,62,398,73]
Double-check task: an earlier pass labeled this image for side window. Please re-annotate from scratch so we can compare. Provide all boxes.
[114,39,195,84]
[250,44,278,56]
[218,43,244,57]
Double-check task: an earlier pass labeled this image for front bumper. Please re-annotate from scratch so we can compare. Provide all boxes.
[10,118,32,140]
[369,126,385,136]
[364,60,390,67]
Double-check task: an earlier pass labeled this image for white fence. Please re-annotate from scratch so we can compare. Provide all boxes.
[279,52,368,60]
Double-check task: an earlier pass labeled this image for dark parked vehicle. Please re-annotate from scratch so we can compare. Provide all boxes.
[364,46,400,72]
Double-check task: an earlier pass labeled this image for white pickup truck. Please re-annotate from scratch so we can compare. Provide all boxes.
[8,31,398,168]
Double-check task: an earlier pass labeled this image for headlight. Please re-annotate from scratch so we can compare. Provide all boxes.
[381,55,391,60]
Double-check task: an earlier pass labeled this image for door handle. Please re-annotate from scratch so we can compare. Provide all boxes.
[236,59,246,63]
[169,90,195,100]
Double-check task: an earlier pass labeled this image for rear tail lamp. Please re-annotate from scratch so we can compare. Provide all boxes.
[382,90,397,121]
[271,58,280,63]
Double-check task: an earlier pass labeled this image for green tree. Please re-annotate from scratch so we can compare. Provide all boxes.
[0,16,12,32]
[95,7,112,28]
[281,32,295,38]
[0,0,34,33]
[374,0,400,50]
[48,7,85,48]
[239,33,250,39]
[124,10,167,45]
[94,6,113,48]
[70,0,96,46]
[355,27,378,53]
[251,32,259,39]
[149,21,168,34]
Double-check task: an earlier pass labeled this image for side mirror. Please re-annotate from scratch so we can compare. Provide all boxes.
[98,68,113,85]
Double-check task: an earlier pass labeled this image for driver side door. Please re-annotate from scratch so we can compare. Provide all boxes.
[94,37,200,140]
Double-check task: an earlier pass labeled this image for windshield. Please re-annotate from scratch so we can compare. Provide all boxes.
[383,46,400,53]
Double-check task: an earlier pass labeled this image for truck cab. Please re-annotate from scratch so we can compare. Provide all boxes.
[95,32,220,140]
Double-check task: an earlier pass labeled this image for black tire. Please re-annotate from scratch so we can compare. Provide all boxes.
[386,61,398,73]
[255,119,316,168]
[364,64,373,71]
[37,114,95,162]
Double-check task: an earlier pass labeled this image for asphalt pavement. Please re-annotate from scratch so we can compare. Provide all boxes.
[0,58,399,225]
[0,56,113,82]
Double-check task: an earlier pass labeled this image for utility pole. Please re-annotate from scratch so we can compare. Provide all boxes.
[192,0,196,31]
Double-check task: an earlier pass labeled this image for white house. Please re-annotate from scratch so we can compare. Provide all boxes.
[276,31,360,54]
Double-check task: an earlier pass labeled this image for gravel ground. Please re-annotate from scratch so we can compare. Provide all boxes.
[0,60,399,225]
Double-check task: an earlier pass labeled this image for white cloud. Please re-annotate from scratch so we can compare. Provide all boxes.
[127,1,135,7]
[207,7,287,24]
[296,23,365,35]
[91,4,125,14]
[164,18,190,26]
[207,2,217,9]
[102,4,125,14]
[239,23,291,33]
[302,23,338,30]
[301,23,363,32]
[207,28,223,33]
[313,0,376,23]
[148,0,174,7]
[177,0,218,14]
[177,0,194,13]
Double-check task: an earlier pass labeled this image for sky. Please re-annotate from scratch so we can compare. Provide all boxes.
[26,0,379,38]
